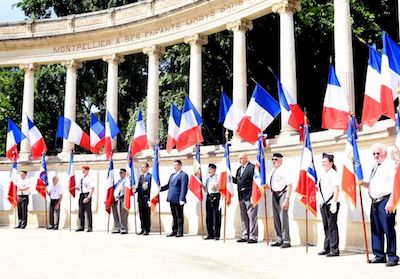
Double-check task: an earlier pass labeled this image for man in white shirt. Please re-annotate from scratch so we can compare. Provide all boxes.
[112,168,129,234]
[47,176,63,230]
[16,171,31,229]
[362,143,399,267]
[267,153,292,248]
[75,165,95,232]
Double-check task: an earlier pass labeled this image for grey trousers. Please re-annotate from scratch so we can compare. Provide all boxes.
[239,199,258,240]
[112,197,129,232]
[272,192,290,243]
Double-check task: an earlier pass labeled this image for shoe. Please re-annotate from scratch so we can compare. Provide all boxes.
[326,252,340,257]
[47,226,54,230]
[75,228,84,232]
[112,230,120,234]
[369,258,386,264]
[271,241,283,247]
[205,235,213,240]
[53,227,58,230]
[214,237,220,241]
[248,239,258,244]
[175,233,183,237]
[236,239,247,243]
[385,261,398,267]
[120,230,128,235]
[138,230,144,235]
[20,226,26,229]
[318,250,329,256]
[143,231,149,235]
[167,233,177,237]
[14,225,21,229]
[86,228,92,232]
[280,243,291,248]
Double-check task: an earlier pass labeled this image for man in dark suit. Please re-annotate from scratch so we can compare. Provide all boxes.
[232,153,257,243]
[161,160,189,237]
[137,162,152,235]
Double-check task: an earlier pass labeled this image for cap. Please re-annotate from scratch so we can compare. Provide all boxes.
[82,165,90,170]
[272,153,283,158]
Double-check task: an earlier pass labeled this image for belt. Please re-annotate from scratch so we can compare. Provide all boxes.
[371,194,390,205]
[272,185,287,197]
[18,194,29,197]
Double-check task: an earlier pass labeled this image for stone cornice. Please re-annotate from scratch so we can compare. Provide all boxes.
[184,34,208,46]
[272,0,301,14]
[226,19,253,32]
[19,63,40,73]
[102,53,125,64]
[143,45,165,56]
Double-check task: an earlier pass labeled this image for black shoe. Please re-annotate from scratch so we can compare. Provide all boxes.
[53,227,58,230]
[326,252,340,257]
[369,258,386,264]
[271,241,283,247]
[20,226,26,229]
[14,225,22,229]
[280,243,291,248]
[75,228,84,232]
[248,239,258,244]
[143,231,149,235]
[175,233,183,237]
[318,250,329,256]
[47,226,54,230]
[385,261,398,267]
[86,228,92,232]
[112,230,120,234]
[120,230,128,235]
[236,238,247,243]
[138,230,144,235]
[205,235,213,240]
[214,237,220,241]
[167,233,177,237]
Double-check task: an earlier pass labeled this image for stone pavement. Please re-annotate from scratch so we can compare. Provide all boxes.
[1,227,398,279]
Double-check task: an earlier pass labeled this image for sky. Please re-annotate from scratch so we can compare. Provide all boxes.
[0,0,27,23]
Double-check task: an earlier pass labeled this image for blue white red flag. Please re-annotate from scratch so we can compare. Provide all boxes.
[149,145,161,211]
[295,125,317,216]
[237,84,280,144]
[177,97,203,151]
[166,104,182,153]
[26,115,47,160]
[218,92,244,132]
[219,143,234,206]
[105,159,115,214]
[56,116,91,150]
[90,113,105,154]
[7,162,18,208]
[68,152,76,197]
[36,154,48,199]
[6,119,25,161]
[104,111,120,159]
[188,144,203,201]
[130,110,149,156]
[251,135,266,206]
[124,144,136,211]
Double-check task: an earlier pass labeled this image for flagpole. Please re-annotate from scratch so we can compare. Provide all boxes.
[199,148,205,239]
[262,136,270,245]
[304,108,309,254]
[43,153,48,229]
[69,150,74,232]
[133,191,138,234]
[69,194,72,232]
[158,195,162,236]
[223,129,229,243]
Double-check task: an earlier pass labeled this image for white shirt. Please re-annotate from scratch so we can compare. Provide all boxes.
[268,166,289,192]
[318,168,339,205]
[114,178,126,199]
[17,176,31,195]
[206,174,219,194]
[79,175,95,194]
[49,183,63,199]
[367,159,395,199]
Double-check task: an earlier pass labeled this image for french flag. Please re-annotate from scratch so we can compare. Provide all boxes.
[7,162,18,208]
[36,154,49,199]
[251,135,266,207]
[56,116,91,150]
[295,125,317,216]
[322,64,350,130]
[105,159,115,214]
[218,92,244,132]
[104,111,120,160]
[277,80,306,141]
[149,145,161,212]
[68,152,76,197]
[26,115,47,160]
[130,110,149,157]
[341,116,364,207]
[362,45,382,127]
[176,97,203,152]
[90,113,105,154]
[237,84,280,145]
[188,144,203,202]
[380,32,400,122]
[166,104,182,153]
[124,145,136,211]
[219,143,234,206]
[6,119,26,161]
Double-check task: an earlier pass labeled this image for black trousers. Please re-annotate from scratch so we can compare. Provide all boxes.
[49,199,60,228]
[17,195,29,227]
[78,193,92,229]
[170,203,184,235]
[206,193,221,238]
[320,203,340,254]
[139,200,151,232]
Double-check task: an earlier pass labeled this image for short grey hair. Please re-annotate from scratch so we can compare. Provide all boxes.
[371,142,387,153]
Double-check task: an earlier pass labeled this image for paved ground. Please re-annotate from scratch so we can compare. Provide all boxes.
[0,227,398,279]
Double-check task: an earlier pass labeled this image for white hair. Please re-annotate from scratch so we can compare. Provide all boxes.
[371,142,387,153]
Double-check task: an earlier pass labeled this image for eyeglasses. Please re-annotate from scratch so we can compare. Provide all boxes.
[272,158,278,161]
[372,152,380,156]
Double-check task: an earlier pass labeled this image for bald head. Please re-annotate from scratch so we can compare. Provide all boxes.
[238,153,249,166]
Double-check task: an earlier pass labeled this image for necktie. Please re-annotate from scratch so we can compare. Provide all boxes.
[80,178,83,192]
[240,166,245,176]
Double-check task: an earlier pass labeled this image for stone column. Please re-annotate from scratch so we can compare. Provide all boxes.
[334,0,355,113]
[273,0,301,134]
[103,54,124,150]
[19,63,39,158]
[61,59,82,153]
[143,45,164,147]
[184,34,208,115]
[227,19,253,113]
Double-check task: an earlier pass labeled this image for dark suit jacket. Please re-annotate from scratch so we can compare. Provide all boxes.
[233,162,255,201]
[160,171,189,204]
[137,173,152,203]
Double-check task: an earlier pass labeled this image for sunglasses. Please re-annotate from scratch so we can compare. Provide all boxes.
[372,152,380,155]
[272,158,278,161]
